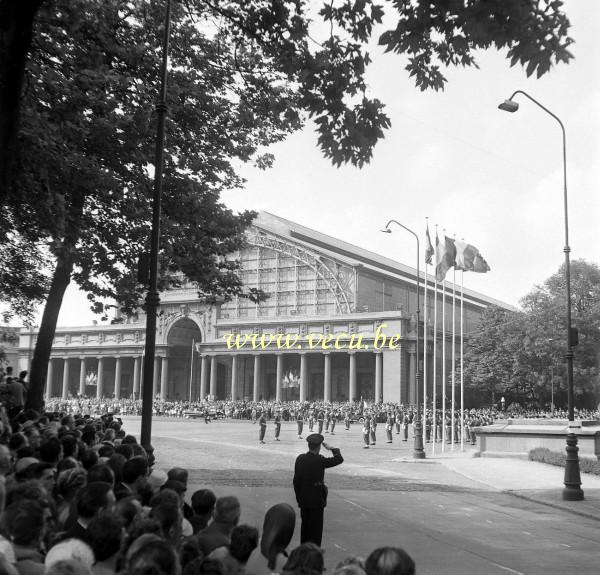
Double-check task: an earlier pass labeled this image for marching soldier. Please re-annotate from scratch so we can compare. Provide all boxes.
[395,410,402,434]
[317,410,325,434]
[325,410,331,433]
[425,412,432,443]
[274,412,282,441]
[344,410,351,431]
[258,412,267,444]
[386,412,394,443]
[402,411,410,441]
[362,415,371,448]
[330,410,337,435]
[308,407,315,432]
[297,410,304,439]
[370,414,377,446]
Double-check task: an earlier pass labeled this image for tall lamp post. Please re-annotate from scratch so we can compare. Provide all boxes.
[140,0,173,449]
[381,220,425,459]
[498,90,583,501]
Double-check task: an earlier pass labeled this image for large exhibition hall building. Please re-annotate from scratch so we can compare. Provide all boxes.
[17,212,511,405]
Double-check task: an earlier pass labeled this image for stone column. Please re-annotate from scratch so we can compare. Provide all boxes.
[153,357,160,398]
[160,357,169,400]
[349,352,357,402]
[408,346,416,405]
[97,357,105,399]
[299,353,307,402]
[375,352,383,403]
[79,357,86,396]
[275,354,283,402]
[209,356,217,398]
[114,357,122,399]
[230,355,238,401]
[200,356,209,399]
[323,353,331,403]
[61,359,70,399]
[46,359,54,400]
[253,355,261,402]
[133,357,141,398]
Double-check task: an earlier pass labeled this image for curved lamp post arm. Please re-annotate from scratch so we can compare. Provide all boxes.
[504,90,569,247]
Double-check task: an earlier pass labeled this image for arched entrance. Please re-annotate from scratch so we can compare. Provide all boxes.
[166,318,202,401]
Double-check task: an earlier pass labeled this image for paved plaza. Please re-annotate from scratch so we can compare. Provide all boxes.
[122,416,600,575]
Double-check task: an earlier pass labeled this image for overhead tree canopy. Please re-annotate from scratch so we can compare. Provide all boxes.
[0,0,574,191]
[0,0,575,411]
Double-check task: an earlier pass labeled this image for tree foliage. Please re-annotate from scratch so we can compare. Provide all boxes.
[1,0,575,189]
[462,260,600,409]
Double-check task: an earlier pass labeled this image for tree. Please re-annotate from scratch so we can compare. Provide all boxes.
[521,260,600,408]
[463,260,600,409]
[0,0,45,197]
[461,305,526,407]
[1,0,575,411]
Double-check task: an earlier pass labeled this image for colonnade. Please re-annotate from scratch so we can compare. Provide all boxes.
[196,350,390,403]
[44,344,421,403]
[45,355,170,400]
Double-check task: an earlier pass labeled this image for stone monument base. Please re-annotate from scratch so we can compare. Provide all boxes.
[474,419,600,459]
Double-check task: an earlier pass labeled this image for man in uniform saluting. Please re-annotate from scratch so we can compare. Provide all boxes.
[293,433,343,546]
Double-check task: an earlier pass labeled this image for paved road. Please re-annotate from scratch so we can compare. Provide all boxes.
[122,417,600,575]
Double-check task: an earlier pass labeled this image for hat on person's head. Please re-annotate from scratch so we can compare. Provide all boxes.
[306,434,324,446]
[148,468,168,490]
[45,538,95,570]
[15,456,39,474]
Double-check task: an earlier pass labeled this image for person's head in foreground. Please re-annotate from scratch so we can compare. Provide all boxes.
[365,547,415,575]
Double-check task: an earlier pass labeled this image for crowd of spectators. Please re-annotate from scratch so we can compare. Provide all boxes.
[0,364,417,575]
[41,396,600,423]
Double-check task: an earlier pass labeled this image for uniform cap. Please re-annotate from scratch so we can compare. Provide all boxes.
[306,433,324,446]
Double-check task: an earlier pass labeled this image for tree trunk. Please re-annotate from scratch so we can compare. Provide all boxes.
[0,0,45,197]
[26,248,74,412]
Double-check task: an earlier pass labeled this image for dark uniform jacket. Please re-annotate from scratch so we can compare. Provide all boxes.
[293,448,343,509]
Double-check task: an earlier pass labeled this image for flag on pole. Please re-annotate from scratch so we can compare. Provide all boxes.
[425,225,434,265]
[454,240,490,273]
[436,235,456,282]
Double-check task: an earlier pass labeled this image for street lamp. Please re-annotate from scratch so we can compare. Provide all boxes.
[381,220,425,459]
[140,0,173,449]
[498,90,583,501]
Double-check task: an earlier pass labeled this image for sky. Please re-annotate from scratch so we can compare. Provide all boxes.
[52,1,599,327]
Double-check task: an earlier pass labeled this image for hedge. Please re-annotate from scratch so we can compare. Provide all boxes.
[529,447,600,475]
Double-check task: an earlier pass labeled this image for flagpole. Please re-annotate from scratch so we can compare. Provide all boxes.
[432,226,438,455]
[461,269,465,452]
[441,231,446,453]
[188,339,195,403]
[423,220,429,447]
[451,265,456,451]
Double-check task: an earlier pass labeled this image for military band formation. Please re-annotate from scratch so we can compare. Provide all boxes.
[253,403,491,448]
